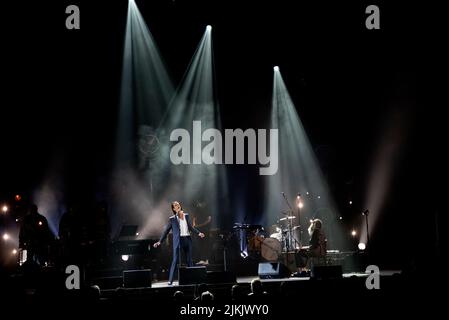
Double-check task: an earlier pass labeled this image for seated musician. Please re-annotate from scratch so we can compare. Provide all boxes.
[295,219,327,272]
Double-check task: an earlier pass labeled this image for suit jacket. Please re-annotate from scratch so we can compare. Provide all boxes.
[159,213,200,249]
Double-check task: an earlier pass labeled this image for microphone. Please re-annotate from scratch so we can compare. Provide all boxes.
[362,210,369,216]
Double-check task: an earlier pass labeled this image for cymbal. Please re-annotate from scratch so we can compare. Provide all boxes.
[279,216,296,221]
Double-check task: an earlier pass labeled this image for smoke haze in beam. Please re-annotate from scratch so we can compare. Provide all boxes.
[141,26,228,237]
[265,68,346,250]
[112,0,175,234]
[361,108,411,244]
[33,167,65,236]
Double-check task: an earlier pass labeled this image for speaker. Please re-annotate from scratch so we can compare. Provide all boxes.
[258,262,290,279]
[123,269,152,288]
[179,266,207,285]
[207,271,237,284]
[311,265,342,279]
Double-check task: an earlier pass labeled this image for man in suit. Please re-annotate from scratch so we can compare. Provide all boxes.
[154,201,205,285]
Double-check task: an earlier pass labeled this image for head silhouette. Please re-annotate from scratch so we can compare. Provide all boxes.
[29,204,38,215]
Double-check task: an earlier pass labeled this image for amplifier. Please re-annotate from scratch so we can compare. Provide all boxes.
[123,269,152,288]
[179,266,207,285]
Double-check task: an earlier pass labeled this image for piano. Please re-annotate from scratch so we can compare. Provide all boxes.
[112,239,155,255]
[112,224,155,255]
[233,223,263,230]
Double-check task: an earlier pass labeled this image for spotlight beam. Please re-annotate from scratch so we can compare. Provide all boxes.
[112,0,175,235]
[265,68,347,250]
[140,25,228,236]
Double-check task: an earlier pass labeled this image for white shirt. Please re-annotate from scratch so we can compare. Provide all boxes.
[177,214,190,236]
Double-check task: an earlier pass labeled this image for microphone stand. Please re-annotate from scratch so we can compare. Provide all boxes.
[222,234,228,272]
[281,193,295,254]
[297,195,302,246]
[178,239,181,285]
[176,212,182,286]
[363,210,370,263]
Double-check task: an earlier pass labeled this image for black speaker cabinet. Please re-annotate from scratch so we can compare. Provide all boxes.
[311,265,343,279]
[179,266,207,285]
[123,269,152,288]
[258,262,290,279]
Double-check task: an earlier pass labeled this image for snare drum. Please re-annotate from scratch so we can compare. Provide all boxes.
[270,232,282,241]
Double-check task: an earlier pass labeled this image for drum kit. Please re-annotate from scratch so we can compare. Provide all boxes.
[270,214,302,257]
[235,213,301,263]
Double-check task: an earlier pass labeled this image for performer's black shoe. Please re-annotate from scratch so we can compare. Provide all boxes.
[168,282,173,286]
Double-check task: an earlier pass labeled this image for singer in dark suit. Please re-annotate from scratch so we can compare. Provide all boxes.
[154,201,205,285]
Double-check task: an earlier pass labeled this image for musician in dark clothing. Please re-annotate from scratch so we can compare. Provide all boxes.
[59,205,81,264]
[295,219,327,270]
[308,219,327,257]
[91,201,111,264]
[19,204,53,266]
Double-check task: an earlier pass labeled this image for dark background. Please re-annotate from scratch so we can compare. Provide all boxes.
[0,1,443,269]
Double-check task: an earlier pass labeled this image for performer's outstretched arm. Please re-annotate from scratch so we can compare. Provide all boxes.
[154,222,172,247]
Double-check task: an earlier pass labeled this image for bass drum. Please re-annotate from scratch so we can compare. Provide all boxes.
[248,235,264,252]
[261,238,282,262]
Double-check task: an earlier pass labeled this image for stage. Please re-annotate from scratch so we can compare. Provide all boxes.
[94,269,402,303]
[149,271,396,289]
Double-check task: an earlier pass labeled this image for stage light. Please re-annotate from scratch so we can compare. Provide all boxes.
[273,66,279,72]
[121,255,129,261]
[339,216,343,220]
[135,232,139,236]
[206,25,212,32]
[2,205,8,213]
[15,218,19,222]
[351,230,357,237]
[317,195,321,199]
[306,192,309,195]
[358,243,366,250]
[38,221,43,226]
[12,249,17,255]
[349,201,352,205]
[2,233,9,241]
[15,195,21,201]
[298,202,304,209]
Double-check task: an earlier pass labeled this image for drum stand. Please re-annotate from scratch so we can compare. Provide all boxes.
[221,233,229,272]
